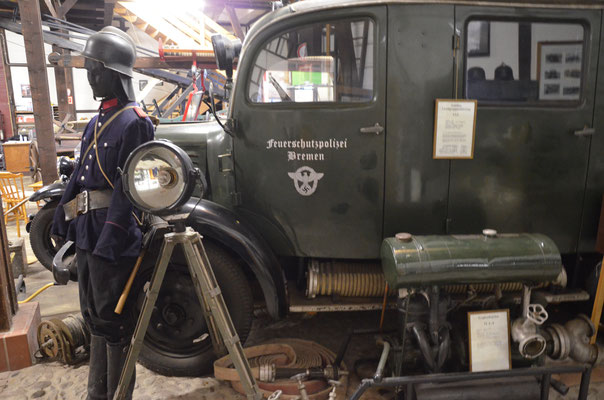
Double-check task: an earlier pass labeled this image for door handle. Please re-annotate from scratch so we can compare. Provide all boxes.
[574,127,595,137]
[360,123,384,135]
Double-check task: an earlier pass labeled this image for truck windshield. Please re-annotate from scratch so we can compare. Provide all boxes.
[248,18,374,103]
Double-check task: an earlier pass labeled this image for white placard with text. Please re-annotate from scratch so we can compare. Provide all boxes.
[433,99,477,159]
[468,309,511,372]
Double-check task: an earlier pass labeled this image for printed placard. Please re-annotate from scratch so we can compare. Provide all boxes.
[433,99,477,159]
[468,309,511,372]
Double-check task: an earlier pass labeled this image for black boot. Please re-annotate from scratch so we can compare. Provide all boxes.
[107,341,135,400]
[87,334,108,400]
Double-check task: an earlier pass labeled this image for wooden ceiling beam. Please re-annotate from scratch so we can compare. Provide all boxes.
[134,21,147,31]
[49,53,221,70]
[205,0,272,10]
[43,0,59,18]
[203,13,236,38]
[58,0,79,16]
[104,0,116,26]
[226,5,244,40]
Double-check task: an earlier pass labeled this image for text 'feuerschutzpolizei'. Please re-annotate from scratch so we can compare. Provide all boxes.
[266,138,348,162]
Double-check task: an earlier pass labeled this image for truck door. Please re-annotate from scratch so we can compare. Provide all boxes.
[383,4,455,239]
[231,7,387,258]
[449,6,601,254]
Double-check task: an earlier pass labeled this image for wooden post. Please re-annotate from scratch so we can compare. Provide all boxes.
[0,29,15,140]
[63,60,76,118]
[53,46,70,121]
[17,0,58,185]
[52,2,76,123]
[0,201,16,332]
[104,0,117,27]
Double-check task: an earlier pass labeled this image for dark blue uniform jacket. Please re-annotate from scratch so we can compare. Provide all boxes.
[52,99,155,263]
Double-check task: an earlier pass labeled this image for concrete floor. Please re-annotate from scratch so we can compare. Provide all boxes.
[2,174,604,399]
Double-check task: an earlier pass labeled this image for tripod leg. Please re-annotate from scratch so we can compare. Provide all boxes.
[113,235,177,400]
[181,230,263,400]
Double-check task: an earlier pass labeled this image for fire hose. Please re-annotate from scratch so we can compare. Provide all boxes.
[214,339,348,399]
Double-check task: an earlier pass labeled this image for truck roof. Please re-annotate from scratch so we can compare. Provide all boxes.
[246,0,604,46]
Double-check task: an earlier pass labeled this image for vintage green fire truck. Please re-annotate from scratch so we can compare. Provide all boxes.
[124,0,604,378]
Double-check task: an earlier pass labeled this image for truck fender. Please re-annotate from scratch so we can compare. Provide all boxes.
[183,199,288,319]
[29,181,66,202]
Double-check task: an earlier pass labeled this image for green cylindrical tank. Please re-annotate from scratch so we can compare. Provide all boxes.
[381,232,562,289]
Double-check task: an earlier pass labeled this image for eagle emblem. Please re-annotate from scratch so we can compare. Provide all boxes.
[288,166,324,196]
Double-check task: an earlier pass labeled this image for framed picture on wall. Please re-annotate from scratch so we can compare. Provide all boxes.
[21,84,31,98]
[467,21,490,57]
[537,41,583,101]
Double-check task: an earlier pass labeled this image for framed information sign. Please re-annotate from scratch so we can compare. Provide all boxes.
[468,309,511,372]
[433,99,477,159]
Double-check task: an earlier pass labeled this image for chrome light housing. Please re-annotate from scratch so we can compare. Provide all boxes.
[122,140,200,218]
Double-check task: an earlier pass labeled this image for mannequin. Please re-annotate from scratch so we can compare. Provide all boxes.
[52,27,154,400]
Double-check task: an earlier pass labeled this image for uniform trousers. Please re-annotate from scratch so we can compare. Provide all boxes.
[76,248,138,400]
[76,248,138,342]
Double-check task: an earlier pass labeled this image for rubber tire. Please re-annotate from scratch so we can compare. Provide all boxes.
[137,240,254,376]
[29,202,61,271]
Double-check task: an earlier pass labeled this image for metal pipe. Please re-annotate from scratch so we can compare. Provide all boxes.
[429,286,440,343]
[415,378,541,400]
[578,367,592,400]
[374,339,390,382]
[410,324,435,371]
[348,364,591,400]
[540,373,550,400]
[334,328,386,368]
[522,285,531,319]
[436,328,450,371]
[566,315,598,364]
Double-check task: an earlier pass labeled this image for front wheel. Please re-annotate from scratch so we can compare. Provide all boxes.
[136,240,254,376]
[29,202,63,271]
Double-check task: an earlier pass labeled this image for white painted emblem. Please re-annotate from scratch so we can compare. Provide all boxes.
[288,166,324,196]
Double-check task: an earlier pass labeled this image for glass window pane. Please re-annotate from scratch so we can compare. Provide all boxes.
[465,20,584,104]
[249,19,374,103]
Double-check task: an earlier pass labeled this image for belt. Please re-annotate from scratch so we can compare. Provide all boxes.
[63,189,113,221]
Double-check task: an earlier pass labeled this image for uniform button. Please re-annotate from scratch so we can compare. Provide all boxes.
[98,122,102,127]
[104,143,107,148]
[89,154,92,160]
[101,113,105,117]
[80,176,85,181]
[85,165,89,170]
[93,144,96,149]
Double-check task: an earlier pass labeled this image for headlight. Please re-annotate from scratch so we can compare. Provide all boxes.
[122,140,200,217]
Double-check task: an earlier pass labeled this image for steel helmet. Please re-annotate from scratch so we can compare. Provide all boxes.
[82,26,136,78]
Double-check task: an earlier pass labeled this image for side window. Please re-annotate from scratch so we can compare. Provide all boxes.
[465,20,585,104]
[249,19,374,103]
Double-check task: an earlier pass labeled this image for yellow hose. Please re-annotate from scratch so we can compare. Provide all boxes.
[18,282,55,304]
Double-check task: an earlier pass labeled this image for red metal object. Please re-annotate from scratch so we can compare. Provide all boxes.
[158,38,165,61]
[181,91,194,122]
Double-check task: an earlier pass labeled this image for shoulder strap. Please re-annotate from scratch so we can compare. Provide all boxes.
[80,106,137,165]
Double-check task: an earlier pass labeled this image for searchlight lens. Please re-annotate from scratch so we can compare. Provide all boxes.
[123,140,199,215]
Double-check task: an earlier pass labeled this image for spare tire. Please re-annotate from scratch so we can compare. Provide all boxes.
[135,239,254,376]
[29,202,63,271]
